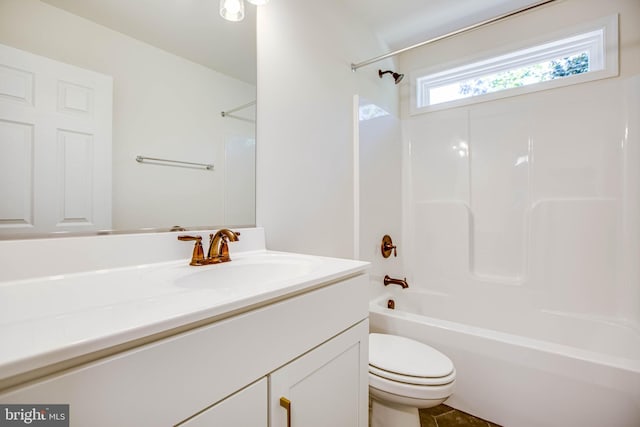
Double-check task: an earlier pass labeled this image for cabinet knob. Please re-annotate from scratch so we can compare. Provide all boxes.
[280,397,291,427]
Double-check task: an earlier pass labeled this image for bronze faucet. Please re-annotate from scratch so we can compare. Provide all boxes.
[383,275,409,289]
[207,228,240,261]
[178,229,240,266]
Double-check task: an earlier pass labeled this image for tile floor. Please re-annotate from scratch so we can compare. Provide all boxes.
[419,404,501,427]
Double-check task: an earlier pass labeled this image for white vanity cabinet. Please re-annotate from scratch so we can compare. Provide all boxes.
[270,320,369,427]
[180,320,368,427]
[0,273,369,427]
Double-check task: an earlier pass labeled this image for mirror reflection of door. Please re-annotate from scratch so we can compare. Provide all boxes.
[0,43,113,235]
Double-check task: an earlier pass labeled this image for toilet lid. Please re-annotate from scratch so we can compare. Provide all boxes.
[369,333,454,379]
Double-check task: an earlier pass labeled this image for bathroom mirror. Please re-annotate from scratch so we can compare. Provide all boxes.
[0,0,256,239]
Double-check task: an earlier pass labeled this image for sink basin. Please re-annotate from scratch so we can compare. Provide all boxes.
[173,255,317,289]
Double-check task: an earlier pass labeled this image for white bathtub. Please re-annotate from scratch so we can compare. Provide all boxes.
[369,291,640,427]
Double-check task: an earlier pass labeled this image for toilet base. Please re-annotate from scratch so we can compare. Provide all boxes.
[371,398,421,427]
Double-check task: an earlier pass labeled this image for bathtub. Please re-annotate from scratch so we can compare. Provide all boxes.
[369,291,640,427]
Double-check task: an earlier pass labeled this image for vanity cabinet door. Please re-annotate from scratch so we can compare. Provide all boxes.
[270,320,368,427]
[178,378,267,427]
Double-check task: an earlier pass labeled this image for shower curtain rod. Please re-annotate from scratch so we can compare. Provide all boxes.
[221,100,256,117]
[350,0,557,71]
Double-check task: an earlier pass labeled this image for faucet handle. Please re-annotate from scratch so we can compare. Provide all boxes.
[381,235,397,258]
[178,235,201,241]
[208,230,241,242]
[178,235,205,266]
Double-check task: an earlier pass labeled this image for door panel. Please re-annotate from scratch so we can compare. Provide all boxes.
[270,321,369,427]
[0,43,112,235]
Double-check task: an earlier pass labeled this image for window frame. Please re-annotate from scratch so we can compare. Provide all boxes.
[410,14,619,115]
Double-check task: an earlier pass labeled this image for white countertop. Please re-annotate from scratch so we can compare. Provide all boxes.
[0,249,368,385]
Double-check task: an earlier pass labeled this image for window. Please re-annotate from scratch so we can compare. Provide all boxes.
[411,15,618,114]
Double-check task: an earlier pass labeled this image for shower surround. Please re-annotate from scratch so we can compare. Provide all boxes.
[360,3,640,423]
[403,75,639,320]
[389,72,640,425]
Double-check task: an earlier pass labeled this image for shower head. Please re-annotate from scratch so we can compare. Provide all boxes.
[378,69,404,84]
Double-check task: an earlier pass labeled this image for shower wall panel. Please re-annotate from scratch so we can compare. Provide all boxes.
[469,104,530,280]
[397,0,640,326]
[403,76,639,324]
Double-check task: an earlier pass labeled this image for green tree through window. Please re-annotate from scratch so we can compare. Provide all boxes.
[459,52,590,97]
[550,52,590,77]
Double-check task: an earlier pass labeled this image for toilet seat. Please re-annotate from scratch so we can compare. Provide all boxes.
[368,333,456,402]
[369,365,456,386]
[369,333,455,382]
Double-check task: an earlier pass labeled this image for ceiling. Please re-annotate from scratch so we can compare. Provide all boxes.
[41,0,542,85]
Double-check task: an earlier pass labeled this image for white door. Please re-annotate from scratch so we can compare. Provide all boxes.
[270,321,369,427]
[0,43,112,235]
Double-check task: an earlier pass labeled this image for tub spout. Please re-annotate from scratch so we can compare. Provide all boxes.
[384,275,409,289]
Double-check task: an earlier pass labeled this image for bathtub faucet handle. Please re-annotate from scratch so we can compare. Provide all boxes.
[381,235,397,258]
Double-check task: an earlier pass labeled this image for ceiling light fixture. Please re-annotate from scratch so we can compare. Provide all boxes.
[220,0,270,22]
[220,0,245,22]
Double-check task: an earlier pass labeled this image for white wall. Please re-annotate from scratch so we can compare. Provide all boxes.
[0,0,255,230]
[398,0,640,325]
[256,0,398,258]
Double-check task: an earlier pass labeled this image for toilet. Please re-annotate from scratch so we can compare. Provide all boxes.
[369,333,456,427]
